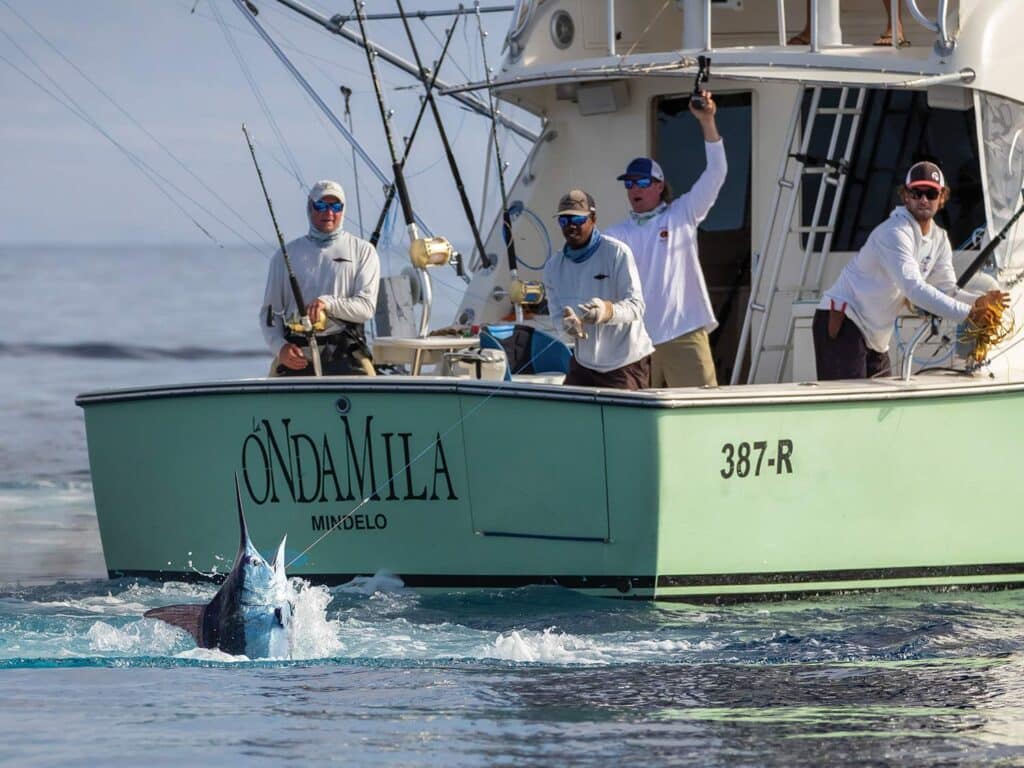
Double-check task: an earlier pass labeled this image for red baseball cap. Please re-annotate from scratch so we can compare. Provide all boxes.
[905,161,945,191]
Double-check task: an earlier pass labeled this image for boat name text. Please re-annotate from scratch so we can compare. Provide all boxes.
[720,439,793,479]
[311,513,387,533]
[241,416,459,505]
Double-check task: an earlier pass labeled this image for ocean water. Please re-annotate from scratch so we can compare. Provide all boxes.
[2,244,1024,766]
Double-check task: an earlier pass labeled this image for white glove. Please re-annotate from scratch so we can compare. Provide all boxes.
[578,297,613,325]
[562,307,587,339]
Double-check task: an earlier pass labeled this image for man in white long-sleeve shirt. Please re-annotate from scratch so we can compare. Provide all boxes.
[544,189,654,390]
[604,89,727,388]
[260,179,380,376]
[813,161,1008,379]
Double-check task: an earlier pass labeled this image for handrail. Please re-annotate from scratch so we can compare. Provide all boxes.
[904,0,954,54]
[607,0,617,56]
[712,0,954,54]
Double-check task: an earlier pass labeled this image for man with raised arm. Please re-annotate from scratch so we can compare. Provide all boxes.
[544,189,654,390]
[604,88,727,388]
[259,179,380,376]
[813,161,1009,380]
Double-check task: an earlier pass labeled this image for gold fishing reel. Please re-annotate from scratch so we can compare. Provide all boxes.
[284,309,327,335]
[510,279,545,306]
[409,236,455,269]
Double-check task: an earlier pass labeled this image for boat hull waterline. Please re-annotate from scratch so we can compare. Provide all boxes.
[76,377,1024,602]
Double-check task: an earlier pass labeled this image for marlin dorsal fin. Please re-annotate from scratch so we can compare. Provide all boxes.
[233,473,250,555]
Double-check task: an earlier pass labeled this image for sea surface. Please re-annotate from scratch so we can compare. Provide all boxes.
[2,244,1024,766]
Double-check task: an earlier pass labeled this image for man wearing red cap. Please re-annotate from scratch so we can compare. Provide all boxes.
[813,161,1009,380]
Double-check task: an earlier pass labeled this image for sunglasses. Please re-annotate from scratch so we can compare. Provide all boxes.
[623,177,655,190]
[906,187,940,201]
[558,214,590,228]
[311,200,344,213]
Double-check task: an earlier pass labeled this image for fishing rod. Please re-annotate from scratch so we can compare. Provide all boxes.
[354,0,454,338]
[396,0,482,280]
[339,85,364,238]
[242,123,323,377]
[367,12,460,249]
[957,191,1024,288]
[266,0,540,143]
[474,0,523,323]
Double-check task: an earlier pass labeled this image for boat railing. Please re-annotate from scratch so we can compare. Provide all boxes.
[666,0,956,54]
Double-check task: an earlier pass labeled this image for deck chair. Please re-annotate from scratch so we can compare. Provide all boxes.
[479,323,572,381]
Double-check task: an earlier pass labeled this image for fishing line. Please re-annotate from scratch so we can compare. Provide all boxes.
[287,330,571,567]
[254,11,363,164]
[211,0,307,191]
[1,0,272,252]
[182,0,378,84]
[0,44,230,246]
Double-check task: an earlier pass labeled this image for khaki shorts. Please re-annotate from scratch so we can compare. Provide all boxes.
[651,328,717,388]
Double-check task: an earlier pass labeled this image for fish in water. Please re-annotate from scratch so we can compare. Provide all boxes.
[145,477,293,658]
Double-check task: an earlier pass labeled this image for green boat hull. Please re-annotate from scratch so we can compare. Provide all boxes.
[76,377,1024,601]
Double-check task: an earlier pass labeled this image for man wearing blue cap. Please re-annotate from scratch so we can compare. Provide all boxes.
[604,89,726,388]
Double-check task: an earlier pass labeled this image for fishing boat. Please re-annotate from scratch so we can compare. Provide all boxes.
[77,0,1024,601]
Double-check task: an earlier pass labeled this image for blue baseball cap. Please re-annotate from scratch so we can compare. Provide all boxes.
[616,157,664,182]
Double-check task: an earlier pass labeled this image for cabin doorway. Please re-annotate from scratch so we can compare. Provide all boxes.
[654,90,752,384]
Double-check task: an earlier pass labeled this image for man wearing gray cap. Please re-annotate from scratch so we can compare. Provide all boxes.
[543,189,654,390]
[259,179,380,376]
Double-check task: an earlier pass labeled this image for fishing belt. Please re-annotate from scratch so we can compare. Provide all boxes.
[278,321,373,376]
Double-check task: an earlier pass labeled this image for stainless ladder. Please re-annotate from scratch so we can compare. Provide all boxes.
[731,85,866,384]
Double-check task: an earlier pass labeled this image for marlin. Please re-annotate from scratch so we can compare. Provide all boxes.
[145,477,293,658]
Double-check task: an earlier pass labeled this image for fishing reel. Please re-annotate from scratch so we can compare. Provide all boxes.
[284,310,327,335]
[509,279,545,306]
[409,235,457,269]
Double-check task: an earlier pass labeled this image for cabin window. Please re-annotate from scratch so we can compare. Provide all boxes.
[654,90,752,383]
[800,88,984,253]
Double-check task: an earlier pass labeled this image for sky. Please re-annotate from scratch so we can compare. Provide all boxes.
[0,0,535,249]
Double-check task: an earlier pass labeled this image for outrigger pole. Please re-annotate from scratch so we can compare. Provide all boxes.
[367,14,460,250]
[266,0,539,143]
[242,123,322,377]
[396,0,484,279]
[230,0,434,237]
[354,0,454,338]
[474,0,522,323]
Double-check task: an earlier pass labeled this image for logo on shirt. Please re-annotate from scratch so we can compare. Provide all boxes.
[593,273,609,280]
[659,229,669,240]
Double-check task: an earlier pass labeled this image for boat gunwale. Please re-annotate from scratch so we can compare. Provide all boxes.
[74,373,1024,409]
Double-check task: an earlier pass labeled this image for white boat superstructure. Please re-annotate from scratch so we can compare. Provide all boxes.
[448,0,1024,386]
